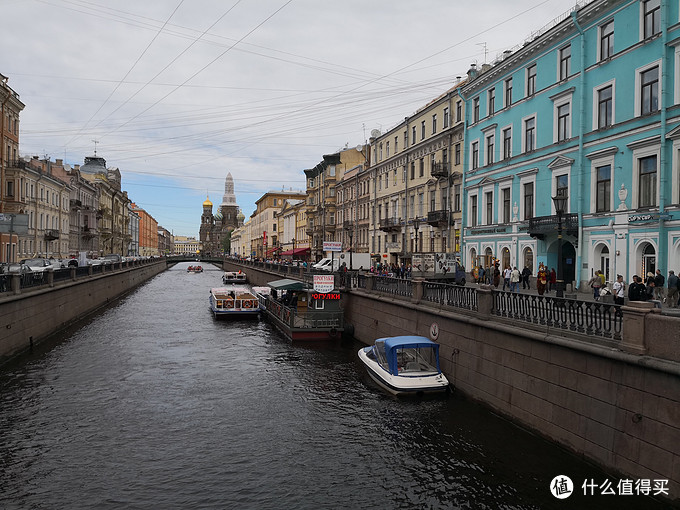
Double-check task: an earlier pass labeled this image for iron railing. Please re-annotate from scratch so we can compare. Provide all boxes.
[374,276,412,297]
[422,281,478,311]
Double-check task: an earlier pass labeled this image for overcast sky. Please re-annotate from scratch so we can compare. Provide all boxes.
[1,0,574,236]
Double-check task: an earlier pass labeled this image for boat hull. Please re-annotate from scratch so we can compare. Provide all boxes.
[358,347,449,396]
[262,308,341,341]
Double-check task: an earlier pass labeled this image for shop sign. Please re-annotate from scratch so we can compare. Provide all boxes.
[628,214,657,223]
[313,274,335,293]
[323,241,342,252]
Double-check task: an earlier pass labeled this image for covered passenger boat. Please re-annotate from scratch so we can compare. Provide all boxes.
[209,286,260,318]
[222,270,247,284]
[358,336,450,395]
[187,265,203,273]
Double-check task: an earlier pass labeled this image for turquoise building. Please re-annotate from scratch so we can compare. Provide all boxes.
[460,0,680,288]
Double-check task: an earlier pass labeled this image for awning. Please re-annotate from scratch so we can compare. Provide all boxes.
[265,247,278,256]
[280,249,295,256]
[267,278,309,291]
[280,247,310,257]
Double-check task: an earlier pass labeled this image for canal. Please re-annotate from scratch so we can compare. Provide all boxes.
[0,263,668,509]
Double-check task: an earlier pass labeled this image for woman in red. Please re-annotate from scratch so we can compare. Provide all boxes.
[549,268,557,293]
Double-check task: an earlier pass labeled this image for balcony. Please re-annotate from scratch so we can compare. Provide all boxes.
[427,209,451,227]
[528,213,578,239]
[431,161,449,179]
[44,229,60,241]
[70,199,82,210]
[81,227,97,239]
[379,217,402,232]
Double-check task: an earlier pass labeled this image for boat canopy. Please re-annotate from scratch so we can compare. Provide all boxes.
[378,336,441,376]
[267,278,309,291]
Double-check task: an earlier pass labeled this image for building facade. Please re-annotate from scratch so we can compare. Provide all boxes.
[132,203,159,256]
[461,0,680,287]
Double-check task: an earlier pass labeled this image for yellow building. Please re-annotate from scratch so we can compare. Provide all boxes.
[250,190,306,259]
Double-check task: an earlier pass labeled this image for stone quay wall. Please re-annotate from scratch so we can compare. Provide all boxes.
[0,259,167,364]
[225,260,680,502]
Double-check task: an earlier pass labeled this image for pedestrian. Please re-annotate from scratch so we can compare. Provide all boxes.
[628,275,647,302]
[503,266,512,291]
[612,274,625,306]
[588,270,603,300]
[510,266,521,293]
[549,268,557,293]
[493,264,501,288]
[478,266,485,285]
[654,269,665,301]
[536,264,548,296]
[667,270,679,308]
[521,265,532,289]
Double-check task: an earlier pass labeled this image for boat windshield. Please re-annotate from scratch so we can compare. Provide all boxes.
[395,346,438,374]
[373,340,390,371]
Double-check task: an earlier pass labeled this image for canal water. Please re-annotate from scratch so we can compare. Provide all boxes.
[0,263,668,509]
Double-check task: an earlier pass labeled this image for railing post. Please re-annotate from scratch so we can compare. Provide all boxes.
[88,265,93,277]
[365,273,374,293]
[47,268,55,287]
[70,267,77,281]
[11,274,21,294]
[477,284,494,318]
[620,301,657,354]
[411,277,424,304]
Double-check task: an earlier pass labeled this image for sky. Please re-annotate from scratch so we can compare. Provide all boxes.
[1,0,579,236]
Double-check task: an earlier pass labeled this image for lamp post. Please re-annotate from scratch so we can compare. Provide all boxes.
[413,217,421,254]
[348,229,354,270]
[552,193,568,298]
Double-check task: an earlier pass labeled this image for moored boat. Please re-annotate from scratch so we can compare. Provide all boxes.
[187,265,203,273]
[358,336,450,396]
[223,270,247,284]
[209,286,260,318]
[257,278,343,341]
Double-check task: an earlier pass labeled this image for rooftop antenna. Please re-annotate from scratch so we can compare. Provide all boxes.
[476,42,488,64]
[92,139,99,156]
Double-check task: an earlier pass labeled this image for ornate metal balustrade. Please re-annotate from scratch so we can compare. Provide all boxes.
[491,292,623,340]
[422,281,478,311]
[374,276,412,297]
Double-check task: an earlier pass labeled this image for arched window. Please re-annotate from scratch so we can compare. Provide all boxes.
[523,247,534,271]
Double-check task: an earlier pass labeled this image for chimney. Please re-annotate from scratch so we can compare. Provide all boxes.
[467,63,479,81]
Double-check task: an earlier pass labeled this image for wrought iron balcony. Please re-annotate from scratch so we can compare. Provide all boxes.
[44,229,60,240]
[427,209,451,227]
[430,161,449,179]
[528,213,578,239]
[70,199,82,210]
[379,217,402,232]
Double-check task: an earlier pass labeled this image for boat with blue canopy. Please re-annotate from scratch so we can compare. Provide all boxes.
[358,336,450,395]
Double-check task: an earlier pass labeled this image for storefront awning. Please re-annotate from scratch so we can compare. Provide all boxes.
[281,247,310,257]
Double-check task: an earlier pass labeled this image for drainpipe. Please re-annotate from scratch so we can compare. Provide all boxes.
[658,0,669,273]
[571,10,585,290]
[457,86,470,266]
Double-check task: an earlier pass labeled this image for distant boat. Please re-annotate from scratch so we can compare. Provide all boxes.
[222,271,247,284]
[187,265,203,273]
[209,286,260,318]
[358,336,450,396]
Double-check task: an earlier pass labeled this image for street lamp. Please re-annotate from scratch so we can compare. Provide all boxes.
[552,193,568,298]
[348,229,354,270]
[413,217,421,254]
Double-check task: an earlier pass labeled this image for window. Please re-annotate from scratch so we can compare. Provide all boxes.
[639,155,657,207]
[418,193,424,217]
[473,97,480,123]
[596,165,611,212]
[412,126,416,145]
[404,131,408,148]
[640,66,659,115]
[527,64,536,96]
[643,0,660,39]
[395,136,398,153]
[421,121,426,140]
[557,103,570,142]
[523,182,534,220]
[455,143,461,165]
[504,77,512,107]
[486,133,495,165]
[456,101,462,122]
[471,141,479,170]
[379,143,383,160]
[454,185,461,212]
[597,85,613,128]
[386,141,390,157]
[470,195,478,227]
[419,159,424,177]
[485,191,493,225]
[432,114,437,134]
[524,117,536,152]
[503,127,512,159]
[559,45,571,80]
[599,20,614,60]
[430,191,436,212]
[7,180,14,197]
[502,188,511,223]
[488,88,495,115]
[555,174,569,201]
[443,107,449,128]
[411,161,415,180]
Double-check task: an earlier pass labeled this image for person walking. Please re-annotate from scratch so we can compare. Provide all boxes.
[588,270,603,300]
[510,266,521,293]
[521,265,532,290]
[549,268,557,293]
[654,269,665,302]
[503,266,512,291]
[612,274,625,306]
[493,264,501,288]
[667,270,679,308]
[628,275,647,302]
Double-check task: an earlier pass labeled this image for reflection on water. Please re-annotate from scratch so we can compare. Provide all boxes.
[0,263,669,509]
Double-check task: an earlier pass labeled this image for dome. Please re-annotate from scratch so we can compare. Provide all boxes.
[80,155,107,175]
[237,211,245,221]
[203,195,213,207]
[214,211,223,221]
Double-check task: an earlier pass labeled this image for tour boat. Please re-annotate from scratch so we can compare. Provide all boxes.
[209,286,260,318]
[187,265,203,273]
[358,336,450,396]
[222,270,247,284]
[257,278,344,341]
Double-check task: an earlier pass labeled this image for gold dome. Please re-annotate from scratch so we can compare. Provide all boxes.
[203,195,213,207]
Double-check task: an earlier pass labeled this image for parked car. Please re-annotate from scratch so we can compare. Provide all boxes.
[47,258,66,270]
[102,254,123,263]
[20,258,52,273]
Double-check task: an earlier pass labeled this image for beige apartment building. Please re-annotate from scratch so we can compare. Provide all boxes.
[304,147,366,262]
[336,156,371,257]
[249,190,306,259]
[174,236,200,255]
[369,84,465,266]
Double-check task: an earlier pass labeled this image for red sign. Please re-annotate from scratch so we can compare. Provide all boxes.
[263,231,267,247]
[311,293,341,300]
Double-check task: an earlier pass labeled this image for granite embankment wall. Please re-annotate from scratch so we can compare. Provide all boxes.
[0,259,167,363]
[225,261,680,502]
